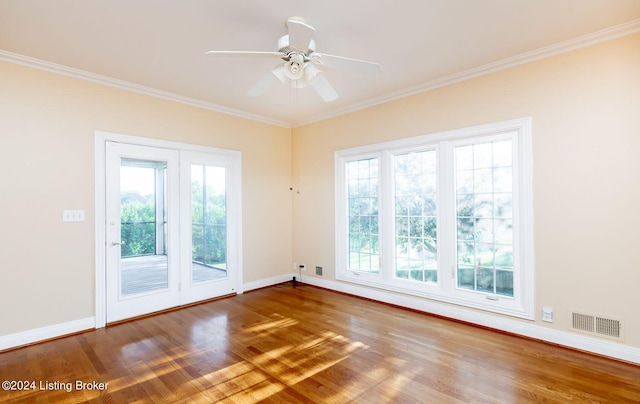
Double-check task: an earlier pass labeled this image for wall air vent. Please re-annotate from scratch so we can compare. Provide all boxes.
[570,311,624,341]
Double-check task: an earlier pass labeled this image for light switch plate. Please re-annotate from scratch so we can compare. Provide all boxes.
[63,210,85,222]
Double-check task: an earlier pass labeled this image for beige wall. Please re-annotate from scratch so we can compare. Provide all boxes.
[292,33,640,348]
[0,61,292,336]
[2,32,639,350]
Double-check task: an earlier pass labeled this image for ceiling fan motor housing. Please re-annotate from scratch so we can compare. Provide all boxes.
[277,35,316,57]
[277,34,318,81]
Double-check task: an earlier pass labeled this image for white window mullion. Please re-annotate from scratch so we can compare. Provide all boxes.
[155,165,166,255]
[334,155,349,277]
[438,142,455,292]
[514,126,535,317]
[379,151,395,281]
[510,135,522,302]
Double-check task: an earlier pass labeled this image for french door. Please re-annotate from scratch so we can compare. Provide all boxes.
[105,141,238,323]
[179,150,239,305]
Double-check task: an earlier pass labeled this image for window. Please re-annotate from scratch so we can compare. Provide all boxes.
[394,150,438,283]
[191,164,227,282]
[347,158,379,274]
[335,118,534,319]
[454,140,514,296]
[120,159,167,258]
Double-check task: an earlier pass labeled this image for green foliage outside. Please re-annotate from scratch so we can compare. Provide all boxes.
[347,154,438,282]
[120,191,157,257]
[191,175,227,268]
[119,180,227,268]
[456,198,514,296]
[346,147,514,295]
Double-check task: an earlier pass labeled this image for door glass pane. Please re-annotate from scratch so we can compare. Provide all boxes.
[394,150,437,283]
[346,158,379,274]
[454,140,514,297]
[191,165,227,283]
[120,158,168,296]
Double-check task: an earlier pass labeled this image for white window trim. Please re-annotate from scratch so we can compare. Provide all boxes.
[335,118,534,319]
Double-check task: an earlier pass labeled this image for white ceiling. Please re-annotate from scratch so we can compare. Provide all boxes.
[1,1,640,127]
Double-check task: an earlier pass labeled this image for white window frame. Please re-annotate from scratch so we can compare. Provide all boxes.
[335,118,534,319]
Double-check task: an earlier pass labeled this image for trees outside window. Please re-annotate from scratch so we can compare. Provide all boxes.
[191,165,227,269]
[120,192,156,257]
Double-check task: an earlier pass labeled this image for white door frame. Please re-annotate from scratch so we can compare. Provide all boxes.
[94,131,243,328]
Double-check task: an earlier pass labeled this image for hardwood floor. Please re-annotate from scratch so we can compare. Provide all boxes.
[1,283,638,403]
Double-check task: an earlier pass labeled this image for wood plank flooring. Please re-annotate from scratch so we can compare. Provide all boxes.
[1,283,638,403]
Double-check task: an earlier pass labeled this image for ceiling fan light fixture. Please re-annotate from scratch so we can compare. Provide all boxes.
[303,63,322,85]
[284,53,305,80]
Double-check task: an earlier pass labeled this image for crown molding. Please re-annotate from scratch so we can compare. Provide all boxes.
[2,18,639,129]
[0,50,290,128]
[297,18,640,127]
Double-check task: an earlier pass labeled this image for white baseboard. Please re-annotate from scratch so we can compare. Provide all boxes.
[3,274,638,365]
[298,275,640,365]
[0,317,95,351]
[0,274,295,351]
[242,273,296,293]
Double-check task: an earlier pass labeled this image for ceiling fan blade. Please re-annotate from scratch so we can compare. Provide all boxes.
[311,75,338,102]
[247,69,280,97]
[286,17,315,51]
[205,50,284,59]
[311,53,383,75]
[271,64,288,84]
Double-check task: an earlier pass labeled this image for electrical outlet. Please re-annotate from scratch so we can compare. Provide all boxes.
[299,264,306,271]
[292,262,297,270]
[541,306,553,323]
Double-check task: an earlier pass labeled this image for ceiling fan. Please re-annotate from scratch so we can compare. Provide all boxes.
[205,17,382,102]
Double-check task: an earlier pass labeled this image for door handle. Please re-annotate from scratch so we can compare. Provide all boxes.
[111,241,125,246]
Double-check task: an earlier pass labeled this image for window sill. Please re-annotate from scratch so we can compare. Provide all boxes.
[336,270,533,320]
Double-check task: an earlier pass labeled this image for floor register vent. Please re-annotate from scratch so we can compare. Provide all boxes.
[570,311,624,341]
